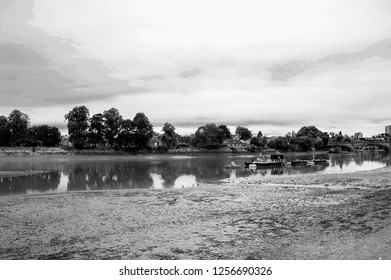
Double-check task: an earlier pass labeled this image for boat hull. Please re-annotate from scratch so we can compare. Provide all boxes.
[290,160,311,166]
[244,161,284,168]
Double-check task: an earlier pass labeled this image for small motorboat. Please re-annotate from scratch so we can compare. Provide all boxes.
[225,162,241,169]
[248,163,257,169]
[244,150,285,168]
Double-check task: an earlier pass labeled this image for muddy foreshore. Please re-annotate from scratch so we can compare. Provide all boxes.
[0,167,390,260]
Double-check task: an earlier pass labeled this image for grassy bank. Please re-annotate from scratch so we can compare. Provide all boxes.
[0,146,255,157]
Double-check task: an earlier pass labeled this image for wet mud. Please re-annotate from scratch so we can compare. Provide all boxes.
[0,167,390,259]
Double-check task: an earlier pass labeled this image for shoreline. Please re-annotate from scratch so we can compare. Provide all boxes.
[0,146,337,157]
[0,170,49,179]
[0,167,390,259]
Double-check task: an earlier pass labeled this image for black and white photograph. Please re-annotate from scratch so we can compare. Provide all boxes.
[0,0,390,272]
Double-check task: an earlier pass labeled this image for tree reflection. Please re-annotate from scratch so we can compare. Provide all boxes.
[65,161,154,191]
[2,151,390,194]
[0,171,60,195]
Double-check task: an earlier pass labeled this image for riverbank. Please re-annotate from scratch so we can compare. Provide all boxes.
[0,146,252,157]
[0,167,390,260]
[0,170,48,178]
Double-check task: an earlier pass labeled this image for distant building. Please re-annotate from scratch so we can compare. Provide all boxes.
[223,139,246,148]
[148,137,163,148]
[385,125,391,136]
[60,136,72,147]
[354,132,363,140]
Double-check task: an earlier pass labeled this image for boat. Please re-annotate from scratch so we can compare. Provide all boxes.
[244,161,285,168]
[248,163,257,169]
[225,162,241,169]
[244,149,285,168]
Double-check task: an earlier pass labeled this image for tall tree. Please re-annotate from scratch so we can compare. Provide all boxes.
[193,123,225,148]
[64,105,90,149]
[103,108,123,147]
[257,131,263,138]
[131,113,153,150]
[27,125,61,147]
[295,126,329,150]
[89,113,105,147]
[250,137,261,147]
[336,131,344,142]
[8,109,30,146]
[161,122,178,149]
[296,126,323,138]
[267,136,290,151]
[116,119,135,150]
[235,126,252,141]
[0,115,11,146]
[218,125,231,140]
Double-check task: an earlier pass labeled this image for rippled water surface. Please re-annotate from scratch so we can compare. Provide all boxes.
[0,151,390,195]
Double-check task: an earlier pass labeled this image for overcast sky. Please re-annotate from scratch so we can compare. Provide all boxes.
[1,0,391,137]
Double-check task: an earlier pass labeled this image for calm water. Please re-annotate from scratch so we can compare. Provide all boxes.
[0,151,390,196]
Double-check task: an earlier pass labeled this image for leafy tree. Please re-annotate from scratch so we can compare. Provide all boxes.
[89,113,105,147]
[336,131,344,142]
[321,132,330,148]
[8,109,30,146]
[267,136,289,151]
[161,122,178,149]
[296,126,323,138]
[103,108,123,147]
[64,105,90,149]
[296,136,313,152]
[27,125,61,147]
[314,136,324,150]
[343,134,352,143]
[0,115,11,146]
[250,137,261,147]
[131,113,154,150]
[218,125,231,140]
[235,126,252,141]
[295,126,329,150]
[257,131,263,138]
[116,119,135,150]
[193,123,225,148]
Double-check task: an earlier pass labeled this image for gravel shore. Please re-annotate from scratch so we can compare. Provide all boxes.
[0,167,390,260]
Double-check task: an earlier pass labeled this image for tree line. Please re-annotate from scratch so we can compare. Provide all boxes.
[0,110,60,147]
[64,105,154,151]
[1,106,355,152]
[188,124,354,152]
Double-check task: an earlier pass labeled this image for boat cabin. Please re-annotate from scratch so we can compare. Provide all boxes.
[257,149,284,162]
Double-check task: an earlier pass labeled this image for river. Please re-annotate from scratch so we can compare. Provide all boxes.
[0,151,390,196]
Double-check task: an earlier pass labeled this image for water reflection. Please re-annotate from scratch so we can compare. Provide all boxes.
[64,161,154,191]
[0,151,390,195]
[0,171,60,195]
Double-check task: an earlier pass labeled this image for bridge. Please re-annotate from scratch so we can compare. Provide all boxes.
[328,141,391,151]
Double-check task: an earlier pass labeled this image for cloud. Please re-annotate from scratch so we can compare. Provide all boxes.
[159,118,306,129]
[136,75,164,81]
[267,38,391,81]
[178,69,200,78]
[319,38,391,65]
[2,0,391,137]
[0,43,150,107]
[267,60,314,81]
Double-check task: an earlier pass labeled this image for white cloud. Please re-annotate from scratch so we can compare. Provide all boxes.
[1,0,391,137]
